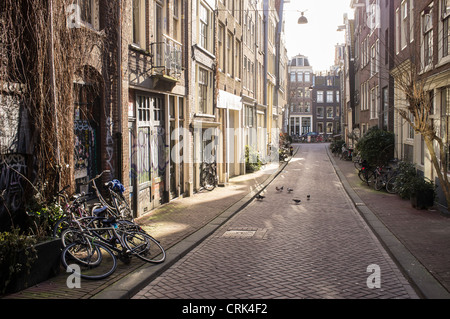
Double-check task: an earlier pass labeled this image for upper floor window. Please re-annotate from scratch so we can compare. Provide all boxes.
[304,72,311,82]
[173,0,181,42]
[71,0,99,30]
[197,67,213,115]
[326,91,334,103]
[423,7,434,66]
[442,0,450,57]
[401,0,408,48]
[132,0,146,49]
[317,91,324,103]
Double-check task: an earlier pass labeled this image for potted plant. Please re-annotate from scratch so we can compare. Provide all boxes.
[0,198,64,294]
[410,176,436,210]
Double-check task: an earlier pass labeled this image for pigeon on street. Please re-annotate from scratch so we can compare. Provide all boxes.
[292,199,301,204]
[256,194,265,200]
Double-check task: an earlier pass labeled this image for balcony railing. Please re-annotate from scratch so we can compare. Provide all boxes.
[150,35,182,79]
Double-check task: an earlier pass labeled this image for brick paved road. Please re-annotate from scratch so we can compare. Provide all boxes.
[133,144,419,299]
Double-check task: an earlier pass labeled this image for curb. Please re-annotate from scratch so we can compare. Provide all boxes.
[326,145,450,299]
[92,154,292,299]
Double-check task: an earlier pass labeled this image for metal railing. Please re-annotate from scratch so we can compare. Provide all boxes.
[150,34,182,79]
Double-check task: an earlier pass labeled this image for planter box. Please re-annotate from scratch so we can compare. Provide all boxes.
[3,237,61,294]
[411,190,435,210]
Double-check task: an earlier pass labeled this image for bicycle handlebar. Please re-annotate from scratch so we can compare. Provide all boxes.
[83,170,111,185]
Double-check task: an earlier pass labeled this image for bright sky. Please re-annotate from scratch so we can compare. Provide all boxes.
[283,0,354,72]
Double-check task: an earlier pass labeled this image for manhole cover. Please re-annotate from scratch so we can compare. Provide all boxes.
[221,227,268,239]
[222,230,256,238]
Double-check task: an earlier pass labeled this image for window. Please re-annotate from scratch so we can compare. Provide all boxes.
[79,0,93,25]
[317,107,324,118]
[199,4,209,50]
[396,8,400,54]
[153,97,162,123]
[442,0,450,57]
[136,95,151,184]
[408,112,415,139]
[440,87,450,170]
[326,107,334,118]
[371,44,376,76]
[245,106,255,127]
[410,0,414,42]
[370,87,379,119]
[317,91,324,103]
[327,123,333,134]
[305,72,311,82]
[227,32,233,75]
[132,0,146,49]
[318,122,324,133]
[173,0,181,41]
[326,91,334,103]
[137,95,151,123]
[305,102,311,112]
[235,40,241,79]
[290,72,296,82]
[401,0,408,48]
[297,72,303,82]
[218,24,225,70]
[197,67,213,115]
[198,68,209,114]
[423,8,434,66]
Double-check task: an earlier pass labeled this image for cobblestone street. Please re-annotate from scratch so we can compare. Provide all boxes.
[133,143,419,299]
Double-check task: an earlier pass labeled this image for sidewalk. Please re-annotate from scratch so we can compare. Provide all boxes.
[2,159,288,299]
[329,148,450,299]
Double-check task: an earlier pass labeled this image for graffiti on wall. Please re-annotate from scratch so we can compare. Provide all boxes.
[0,154,27,217]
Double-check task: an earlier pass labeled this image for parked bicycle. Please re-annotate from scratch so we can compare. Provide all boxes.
[84,170,134,221]
[60,209,165,280]
[340,143,353,161]
[201,161,217,191]
[373,166,391,191]
[357,161,375,186]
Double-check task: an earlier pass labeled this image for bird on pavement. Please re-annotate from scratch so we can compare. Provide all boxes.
[307,195,311,200]
[287,188,293,193]
[256,194,265,200]
[276,186,284,192]
[292,199,301,205]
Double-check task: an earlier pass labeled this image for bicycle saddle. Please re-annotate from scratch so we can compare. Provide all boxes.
[93,206,108,216]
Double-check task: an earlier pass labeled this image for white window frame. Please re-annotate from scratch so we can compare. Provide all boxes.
[317,91,324,103]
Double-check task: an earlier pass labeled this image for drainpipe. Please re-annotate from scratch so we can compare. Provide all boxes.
[49,0,61,192]
[117,1,123,181]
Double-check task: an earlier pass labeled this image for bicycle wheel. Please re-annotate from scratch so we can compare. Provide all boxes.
[203,173,216,191]
[53,217,71,237]
[374,176,384,191]
[61,241,116,280]
[386,175,398,194]
[122,231,166,263]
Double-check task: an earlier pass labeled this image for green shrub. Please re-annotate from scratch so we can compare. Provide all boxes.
[0,228,37,293]
[356,126,395,166]
[394,162,418,199]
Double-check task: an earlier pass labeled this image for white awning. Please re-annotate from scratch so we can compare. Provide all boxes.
[217,90,242,111]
